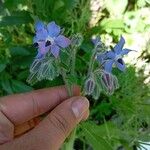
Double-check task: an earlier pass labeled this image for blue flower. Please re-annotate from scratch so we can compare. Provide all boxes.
[97,36,132,73]
[34,21,71,58]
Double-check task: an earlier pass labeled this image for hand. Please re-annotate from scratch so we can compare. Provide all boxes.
[0,86,89,150]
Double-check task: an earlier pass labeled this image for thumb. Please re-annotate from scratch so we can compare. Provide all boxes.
[17,96,89,150]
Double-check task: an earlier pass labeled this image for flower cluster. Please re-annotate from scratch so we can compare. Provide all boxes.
[27,21,71,85]
[97,36,132,73]
[34,21,71,58]
[84,36,132,97]
[27,20,133,99]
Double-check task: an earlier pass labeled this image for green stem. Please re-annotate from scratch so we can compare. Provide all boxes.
[59,46,77,150]
[62,47,78,150]
[71,47,77,76]
[88,47,97,76]
[61,68,72,97]
[60,68,77,150]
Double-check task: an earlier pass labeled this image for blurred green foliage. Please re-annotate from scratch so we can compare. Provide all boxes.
[0,0,150,149]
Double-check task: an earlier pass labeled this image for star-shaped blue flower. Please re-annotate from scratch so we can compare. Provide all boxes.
[34,21,71,58]
[97,36,132,73]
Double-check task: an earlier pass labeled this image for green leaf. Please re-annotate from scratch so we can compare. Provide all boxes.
[1,78,13,94]
[0,59,8,72]
[63,0,79,10]
[100,19,125,31]
[17,70,29,80]
[12,56,33,68]
[0,64,6,72]
[80,122,117,150]
[10,46,31,56]
[4,0,27,10]
[0,11,33,26]
[11,80,33,93]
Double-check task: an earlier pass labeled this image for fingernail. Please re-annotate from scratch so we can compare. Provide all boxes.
[71,97,89,118]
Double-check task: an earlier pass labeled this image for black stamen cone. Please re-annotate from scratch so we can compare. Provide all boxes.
[118,58,123,65]
[33,42,38,48]
[45,40,51,47]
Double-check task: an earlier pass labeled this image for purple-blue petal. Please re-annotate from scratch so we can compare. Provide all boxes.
[114,36,125,54]
[55,35,71,48]
[35,21,45,32]
[33,36,38,43]
[47,21,61,38]
[115,59,126,72]
[121,48,132,55]
[106,51,116,59]
[36,51,44,59]
[51,44,60,58]
[104,60,114,73]
[97,52,107,63]
[38,42,50,55]
[36,29,48,41]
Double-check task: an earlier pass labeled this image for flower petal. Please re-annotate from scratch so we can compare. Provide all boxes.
[38,42,50,55]
[36,29,48,41]
[55,35,71,48]
[115,58,126,72]
[97,52,107,63]
[47,21,60,37]
[106,51,116,59]
[36,52,44,59]
[51,44,60,58]
[121,48,132,55]
[33,36,38,44]
[104,60,114,73]
[35,21,45,32]
[114,36,125,54]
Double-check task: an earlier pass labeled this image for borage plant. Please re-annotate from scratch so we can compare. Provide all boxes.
[27,20,134,150]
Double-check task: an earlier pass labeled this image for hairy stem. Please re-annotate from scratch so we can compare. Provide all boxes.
[71,48,77,76]
[88,47,97,76]
[62,47,78,150]
[61,68,72,97]
[59,46,78,150]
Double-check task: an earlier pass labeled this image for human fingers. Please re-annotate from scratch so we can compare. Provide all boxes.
[1,96,89,150]
[0,85,80,125]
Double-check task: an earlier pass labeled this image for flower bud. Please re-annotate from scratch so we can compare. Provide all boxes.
[92,84,101,100]
[84,77,95,95]
[101,71,114,95]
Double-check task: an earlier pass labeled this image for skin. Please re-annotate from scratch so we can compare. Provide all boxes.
[0,85,89,150]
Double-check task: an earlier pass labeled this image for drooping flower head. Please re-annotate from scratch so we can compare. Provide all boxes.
[97,36,133,73]
[100,70,119,95]
[34,21,71,58]
[84,75,95,95]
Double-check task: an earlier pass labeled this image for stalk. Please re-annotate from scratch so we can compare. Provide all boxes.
[60,47,78,150]
[87,47,97,76]
[63,47,77,150]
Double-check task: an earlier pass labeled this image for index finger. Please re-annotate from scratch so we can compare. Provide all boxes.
[0,85,80,125]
